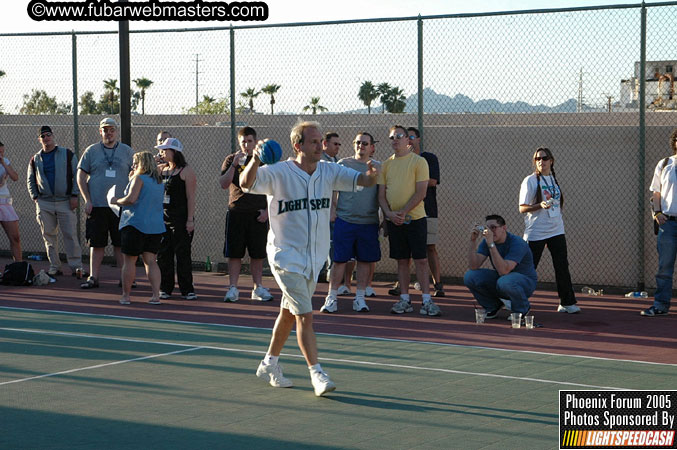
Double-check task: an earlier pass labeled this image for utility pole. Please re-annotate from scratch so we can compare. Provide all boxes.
[577,68,587,113]
[194,54,202,113]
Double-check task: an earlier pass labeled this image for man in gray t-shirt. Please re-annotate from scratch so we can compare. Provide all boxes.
[76,117,134,288]
[321,132,381,314]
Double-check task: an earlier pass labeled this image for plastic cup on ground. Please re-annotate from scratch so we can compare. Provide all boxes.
[524,315,535,329]
[510,313,522,329]
[475,308,487,324]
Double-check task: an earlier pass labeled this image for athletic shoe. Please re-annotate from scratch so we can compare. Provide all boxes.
[365,286,376,297]
[183,292,198,300]
[320,295,338,313]
[251,286,273,302]
[391,298,413,314]
[388,282,401,296]
[47,268,63,277]
[433,283,446,297]
[420,300,441,316]
[499,298,512,311]
[337,285,351,296]
[413,281,422,291]
[353,296,369,312]
[641,306,668,317]
[485,304,504,319]
[119,297,131,305]
[256,361,293,388]
[159,291,170,300]
[223,286,239,302]
[557,304,581,314]
[148,298,162,305]
[310,369,336,396]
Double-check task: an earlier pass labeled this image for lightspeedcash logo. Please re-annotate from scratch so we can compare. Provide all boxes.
[27,0,269,22]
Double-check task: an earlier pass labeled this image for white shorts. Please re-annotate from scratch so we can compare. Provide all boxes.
[426,217,438,246]
[271,266,317,315]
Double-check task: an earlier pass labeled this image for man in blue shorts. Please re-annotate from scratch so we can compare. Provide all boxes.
[321,132,381,313]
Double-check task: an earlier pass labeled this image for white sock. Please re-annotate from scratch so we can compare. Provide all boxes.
[422,294,432,304]
[263,354,279,366]
[329,289,338,298]
[356,289,365,298]
[400,294,410,302]
[308,363,323,373]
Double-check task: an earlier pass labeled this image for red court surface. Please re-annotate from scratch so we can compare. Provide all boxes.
[1,258,675,365]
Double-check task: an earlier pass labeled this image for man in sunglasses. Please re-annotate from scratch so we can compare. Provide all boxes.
[27,125,84,278]
[319,132,341,285]
[378,125,440,316]
[76,118,135,289]
[464,215,538,320]
[321,132,381,313]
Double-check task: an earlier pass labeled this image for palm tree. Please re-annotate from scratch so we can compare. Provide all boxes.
[261,84,281,115]
[376,82,392,114]
[302,97,327,115]
[240,87,261,114]
[133,77,153,114]
[102,78,119,113]
[0,70,5,78]
[358,81,378,114]
[384,87,406,113]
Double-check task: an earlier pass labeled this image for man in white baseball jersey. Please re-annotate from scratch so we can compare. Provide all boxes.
[240,120,379,396]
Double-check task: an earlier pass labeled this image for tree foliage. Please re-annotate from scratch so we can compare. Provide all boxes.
[240,87,261,114]
[20,89,71,115]
[185,95,230,115]
[133,77,153,115]
[358,81,378,114]
[302,97,328,115]
[261,84,281,115]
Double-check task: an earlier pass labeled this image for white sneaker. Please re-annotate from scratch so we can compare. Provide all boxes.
[557,304,581,314]
[310,369,336,396]
[183,292,198,300]
[353,296,369,312]
[256,361,293,388]
[251,286,273,301]
[159,291,170,299]
[320,295,338,313]
[365,286,376,297]
[414,281,422,291]
[420,300,441,316]
[223,286,239,302]
[499,298,512,311]
[337,285,351,296]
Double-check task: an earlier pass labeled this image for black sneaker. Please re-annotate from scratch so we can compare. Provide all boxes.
[388,282,401,296]
[485,304,503,319]
[433,282,446,297]
[641,306,668,317]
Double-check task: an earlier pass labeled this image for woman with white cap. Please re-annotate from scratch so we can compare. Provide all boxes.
[155,138,198,300]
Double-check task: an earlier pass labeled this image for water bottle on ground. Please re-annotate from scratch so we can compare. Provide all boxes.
[205,256,212,272]
[28,255,42,261]
[581,286,595,295]
[625,291,648,298]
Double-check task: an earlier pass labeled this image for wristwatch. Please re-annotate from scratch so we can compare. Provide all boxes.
[488,243,495,249]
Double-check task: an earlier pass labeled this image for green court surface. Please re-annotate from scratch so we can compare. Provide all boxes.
[1,308,675,449]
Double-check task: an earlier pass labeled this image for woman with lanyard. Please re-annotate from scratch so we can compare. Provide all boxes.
[518,147,580,314]
[110,151,165,305]
[0,141,21,261]
[155,138,198,300]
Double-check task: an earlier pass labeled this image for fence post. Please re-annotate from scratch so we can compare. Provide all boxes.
[638,2,647,291]
[417,15,424,148]
[72,31,81,245]
[230,26,236,153]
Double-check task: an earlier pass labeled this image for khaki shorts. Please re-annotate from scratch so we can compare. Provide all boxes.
[427,217,439,245]
[271,266,317,315]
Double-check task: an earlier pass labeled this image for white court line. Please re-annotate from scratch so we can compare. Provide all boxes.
[0,346,200,386]
[0,326,627,390]
[2,305,676,367]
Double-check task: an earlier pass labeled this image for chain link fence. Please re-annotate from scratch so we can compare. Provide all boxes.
[0,3,676,291]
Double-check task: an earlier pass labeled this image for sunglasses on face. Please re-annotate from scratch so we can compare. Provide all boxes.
[408,135,418,139]
[40,132,52,139]
[534,156,550,161]
[389,133,405,140]
[354,141,371,146]
[487,225,502,230]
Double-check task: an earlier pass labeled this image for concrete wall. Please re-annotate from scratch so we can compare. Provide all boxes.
[1,111,675,291]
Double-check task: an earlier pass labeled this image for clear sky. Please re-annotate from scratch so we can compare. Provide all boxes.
[4,0,675,33]
[1,1,675,114]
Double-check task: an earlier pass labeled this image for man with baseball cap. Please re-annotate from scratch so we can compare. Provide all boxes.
[76,118,134,288]
[27,125,84,277]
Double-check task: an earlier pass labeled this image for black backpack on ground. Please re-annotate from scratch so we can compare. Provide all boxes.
[1,262,35,286]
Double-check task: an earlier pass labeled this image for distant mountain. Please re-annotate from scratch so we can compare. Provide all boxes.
[346,88,589,114]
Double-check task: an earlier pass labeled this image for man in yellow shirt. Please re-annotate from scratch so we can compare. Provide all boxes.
[378,125,440,316]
